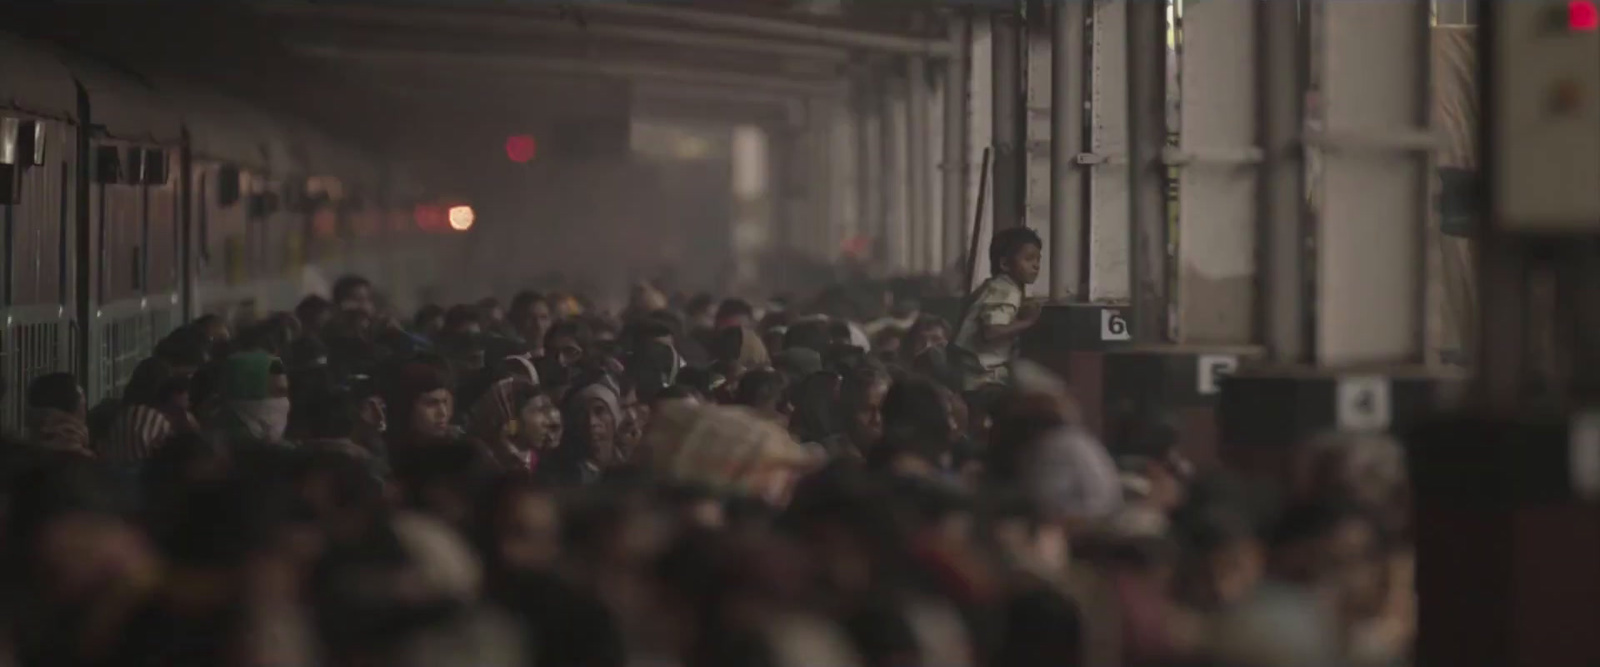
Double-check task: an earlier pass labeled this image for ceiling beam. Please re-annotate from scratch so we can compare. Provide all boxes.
[574,2,952,57]
[289,43,846,96]
[256,3,851,63]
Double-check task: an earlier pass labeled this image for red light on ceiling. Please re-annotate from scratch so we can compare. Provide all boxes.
[1572,0,1599,31]
[505,134,537,163]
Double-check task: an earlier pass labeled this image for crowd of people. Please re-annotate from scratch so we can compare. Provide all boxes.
[0,232,1415,667]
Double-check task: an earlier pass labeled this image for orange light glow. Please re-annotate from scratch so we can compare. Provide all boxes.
[448,205,475,231]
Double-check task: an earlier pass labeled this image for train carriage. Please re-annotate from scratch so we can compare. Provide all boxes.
[0,31,432,430]
[0,35,80,428]
[73,58,186,402]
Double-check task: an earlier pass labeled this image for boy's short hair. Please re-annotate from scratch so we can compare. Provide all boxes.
[989,227,1044,275]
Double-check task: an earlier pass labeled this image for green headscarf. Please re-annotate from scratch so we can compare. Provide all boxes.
[220,351,282,401]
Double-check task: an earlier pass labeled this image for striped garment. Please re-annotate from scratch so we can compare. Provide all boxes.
[97,404,174,462]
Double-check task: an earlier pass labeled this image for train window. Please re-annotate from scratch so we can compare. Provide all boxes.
[0,164,17,204]
[217,164,241,207]
[15,121,44,167]
[0,117,18,165]
[142,148,168,186]
[248,190,281,218]
[94,145,123,185]
[125,147,147,184]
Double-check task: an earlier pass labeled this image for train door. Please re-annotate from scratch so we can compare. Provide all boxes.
[0,115,77,431]
[83,135,184,402]
[192,160,250,318]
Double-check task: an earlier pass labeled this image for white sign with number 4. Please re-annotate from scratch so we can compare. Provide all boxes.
[1100,310,1131,341]
[1196,355,1238,396]
[1336,376,1392,432]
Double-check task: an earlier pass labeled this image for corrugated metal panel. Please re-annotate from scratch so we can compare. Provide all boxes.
[96,178,145,303]
[5,118,72,305]
[0,34,77,121]
[146,152,179,293]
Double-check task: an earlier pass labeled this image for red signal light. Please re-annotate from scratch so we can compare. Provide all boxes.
[505,134,537,163]
[1571,0,1599,31]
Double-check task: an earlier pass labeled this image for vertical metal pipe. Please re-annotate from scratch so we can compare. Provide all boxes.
[1050,1,1087,300]
[991,7,1024,230]
[887,73,913,272]
[943,14,970,279]
[908,56,931,274]
[1127,0,1168,341]
[1256,0,1307,362]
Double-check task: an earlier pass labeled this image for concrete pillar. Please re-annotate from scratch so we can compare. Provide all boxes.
[942,16,969,279]
[908,56,932,275]
[1050,0,1088,301]
[991,7,1025,231]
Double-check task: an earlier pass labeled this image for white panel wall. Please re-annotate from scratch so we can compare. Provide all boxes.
[1089,0,1131,302]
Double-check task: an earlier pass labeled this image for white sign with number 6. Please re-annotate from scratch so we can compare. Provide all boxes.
[1196,355,1238,396]
[1100,310,1131,341]
[1336,376,1392,432]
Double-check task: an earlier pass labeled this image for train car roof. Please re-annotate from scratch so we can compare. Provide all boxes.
[295,124,380,189]
[162,82,302,175]
[0,33,79,121]
[58,51,183,145]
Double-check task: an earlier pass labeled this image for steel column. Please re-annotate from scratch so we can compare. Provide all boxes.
[1257,0,1308,362]
[1024,10,1054,287]
[929,69,948,272]
[908,55,932,274]
[829,98,860,257]
[1088,0,1131,303]
[991,7,1025,231]
[1127,0,1169,343]
[1050,0,1088,300]
[857,70,887,253]
[942,15,971,280]
[887,72,913,272]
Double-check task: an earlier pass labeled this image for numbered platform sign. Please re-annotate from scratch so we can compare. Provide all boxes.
[1335,376,1392,432]
[1100,309,1132,341]
[1196,355,1238,396]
